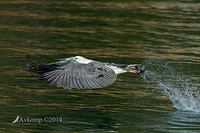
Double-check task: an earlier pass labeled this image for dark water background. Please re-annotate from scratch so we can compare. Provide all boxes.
[0,0,200,132]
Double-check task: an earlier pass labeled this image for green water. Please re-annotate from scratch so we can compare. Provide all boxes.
[1,0,200,132]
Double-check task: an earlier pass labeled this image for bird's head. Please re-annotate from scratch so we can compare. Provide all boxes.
[73,56,93,64]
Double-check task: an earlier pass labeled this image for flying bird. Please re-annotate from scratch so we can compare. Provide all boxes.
[26,54,143,89]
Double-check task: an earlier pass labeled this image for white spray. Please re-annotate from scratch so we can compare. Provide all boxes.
[140,57,200,112]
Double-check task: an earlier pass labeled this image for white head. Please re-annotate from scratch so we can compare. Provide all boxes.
[73,56,92,64]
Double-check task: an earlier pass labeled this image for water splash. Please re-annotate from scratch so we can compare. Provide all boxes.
[140,58,200,112]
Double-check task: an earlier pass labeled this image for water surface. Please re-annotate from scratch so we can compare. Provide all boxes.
[0,0,200,132]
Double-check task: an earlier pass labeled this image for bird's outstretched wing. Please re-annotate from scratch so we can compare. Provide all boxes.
[26,55,117,89]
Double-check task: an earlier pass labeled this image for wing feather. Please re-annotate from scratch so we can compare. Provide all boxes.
[47,71,62,85]
[81,78,89,89]
[66,71,71,89]
[61,72,67,88]
[57,71,66,87]
[89,77,100,88]
[71,70,77,88]
[41,62,117,89]
[69,75,74,89]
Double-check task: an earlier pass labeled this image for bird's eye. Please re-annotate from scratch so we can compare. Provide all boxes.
[75,58,78,60]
